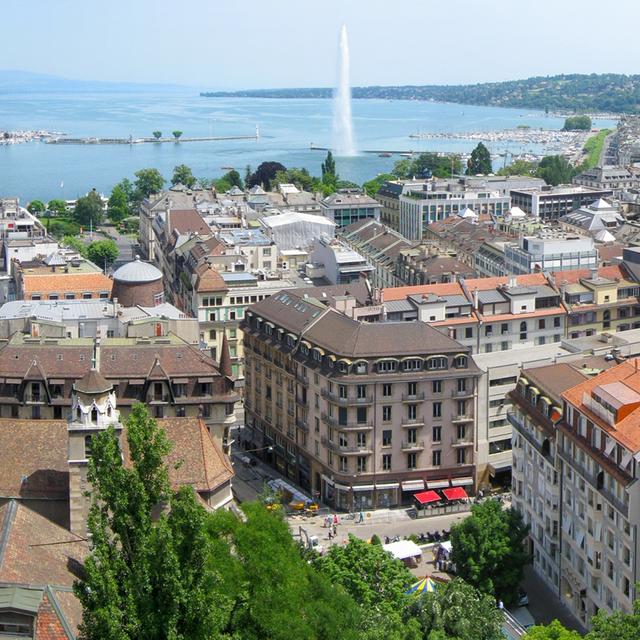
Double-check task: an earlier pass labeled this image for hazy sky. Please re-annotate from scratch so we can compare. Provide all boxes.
[4,0,640,89]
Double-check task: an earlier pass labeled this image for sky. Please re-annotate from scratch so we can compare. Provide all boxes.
[3,0,640,90]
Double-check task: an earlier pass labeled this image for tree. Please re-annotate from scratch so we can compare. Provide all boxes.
[362,173,396,197]
[496,159,539,177]
[451,500,530,605]
[171,164,196,188]
[536,155,577,186]
[47,199,67,215]
[134,168,165,200]
[221,169,243,189]
[212,178,232,193]
[466,142,493,175]
[524,620,583,640]
[585,599,640,640]
[562,115,592,131]
[73,190,104,227]
[273,167,320,192]
[107,184,130,223]
[87,239,119,268]
[172,130,183,140]
[410,578,503,640]
[152,131,162,139]
[314,534,419,639]
[392,153,462,179]
[246,161,287,189]
[244,164,252,186]
[27,199,45,215]
[62,235,87,257]
[321,151,337,183]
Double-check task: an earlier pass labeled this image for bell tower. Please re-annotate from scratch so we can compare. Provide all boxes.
[68,369,122,535]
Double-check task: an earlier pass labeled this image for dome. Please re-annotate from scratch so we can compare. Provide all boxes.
[113,257,162,283]
[75,368,112,395]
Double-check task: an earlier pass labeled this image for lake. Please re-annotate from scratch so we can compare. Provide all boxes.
[0,92,616,202]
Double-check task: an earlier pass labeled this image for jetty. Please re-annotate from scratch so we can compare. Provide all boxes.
[46,133,259,145]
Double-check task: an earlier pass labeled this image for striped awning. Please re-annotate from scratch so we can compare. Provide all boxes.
[376,482,399,490]
[401,480,425,491]
[427,479,450,489]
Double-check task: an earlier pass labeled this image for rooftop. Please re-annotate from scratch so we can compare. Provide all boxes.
[113,257,163,283]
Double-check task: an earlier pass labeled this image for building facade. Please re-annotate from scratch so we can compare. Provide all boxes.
[510,186,614,220]
[320,190,382,228]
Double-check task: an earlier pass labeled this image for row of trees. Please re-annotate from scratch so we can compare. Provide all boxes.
[151,130,183,140]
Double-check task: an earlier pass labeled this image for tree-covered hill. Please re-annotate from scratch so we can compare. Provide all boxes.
[201,73,640,113]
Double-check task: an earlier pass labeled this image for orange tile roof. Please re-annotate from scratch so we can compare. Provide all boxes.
[22,273,113,295]
[562,358,640,452]
[552,264,625,285]
[465,273,547,291]
[382,282,464,302]
[431,315,479,327]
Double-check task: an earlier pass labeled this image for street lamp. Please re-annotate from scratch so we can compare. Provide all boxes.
[240,445,273,454]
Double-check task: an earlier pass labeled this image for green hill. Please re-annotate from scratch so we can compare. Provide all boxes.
[201,73,640,113]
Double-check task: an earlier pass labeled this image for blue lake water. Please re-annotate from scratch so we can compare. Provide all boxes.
[0,92,616,201]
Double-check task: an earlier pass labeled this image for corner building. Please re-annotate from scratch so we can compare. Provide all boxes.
[241,287,481,510]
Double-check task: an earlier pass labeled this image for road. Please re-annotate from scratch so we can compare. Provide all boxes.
[99,224,136,266]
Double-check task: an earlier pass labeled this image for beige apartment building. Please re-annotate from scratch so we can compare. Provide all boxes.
[511,357,640,628]
[241,285,481,510]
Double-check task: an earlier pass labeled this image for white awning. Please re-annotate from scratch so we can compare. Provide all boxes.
[605,438,616,456]
[451,477,474,487]
[321,474,334,487]
[334,483,350,491]
[376,482,399,490]
[401,480,425,491]
[383,540,422,560]
[353,484,375,492]
[427,480,450,489]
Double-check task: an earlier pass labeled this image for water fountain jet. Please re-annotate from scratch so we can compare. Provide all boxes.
[332,24,357,156]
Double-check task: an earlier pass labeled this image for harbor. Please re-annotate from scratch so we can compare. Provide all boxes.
[45,131,260,145]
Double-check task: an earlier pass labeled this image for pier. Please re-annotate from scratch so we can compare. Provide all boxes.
[46,133,259,145]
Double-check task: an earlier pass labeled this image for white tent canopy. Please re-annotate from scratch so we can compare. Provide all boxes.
[383,540,423,561]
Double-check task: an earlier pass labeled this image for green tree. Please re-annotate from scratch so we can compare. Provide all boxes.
[314,534,419,638]
[73,190,104,228]
[87,239,119,268]
[585,598,640,640]
[62,235,87,257]
[525,620,583,640]
[562,115,592,131]
[273,167,321,192]
[536,155,577,186]
[134,168,165,200]
[171,164,196,188]
[496,159,539,177]
[152,131,162,139]
[321,151,337,183]
[247,161,287,189]
[107,184,131,223]
[212,178,232,193]
[221,169,243,189]
[27,199,46,214]
[410,578,503,640]
[244,164,252,186]
[172,130,183,140]
[451,500,530,605]
[392,153,461,179]
[466,142,493,175]
[47,199,67,215]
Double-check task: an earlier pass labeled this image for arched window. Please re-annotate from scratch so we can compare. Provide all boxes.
[76,406,81,420]
[107,406,112,417]
[91,407,98,423]
[454,355,468,369]
[85,435,93,458]
[519,321,527,341]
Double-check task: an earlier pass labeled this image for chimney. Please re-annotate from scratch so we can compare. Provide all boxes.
[473,288,479,310]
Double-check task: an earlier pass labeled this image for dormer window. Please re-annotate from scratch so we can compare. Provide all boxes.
[91,407,98,423]
[355,361,368,374]
[453,355,468,369]
[377,360,397,373]
[427,357,448,371]
[403,359,423,372]
[0,611,34,637]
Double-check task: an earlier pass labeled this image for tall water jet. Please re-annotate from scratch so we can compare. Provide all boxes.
[332,24,356,156]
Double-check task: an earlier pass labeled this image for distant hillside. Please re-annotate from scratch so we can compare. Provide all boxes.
[201,74,640,113]
[0,69,190,94]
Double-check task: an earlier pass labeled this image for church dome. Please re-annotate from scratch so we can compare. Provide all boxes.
[113,256,162,284]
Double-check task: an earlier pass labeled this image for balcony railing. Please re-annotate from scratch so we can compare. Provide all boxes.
[401,440,425,451]
[320,436,373,455]
[401,417,425,427]
[295,418,309,432]
[402,392,425,402]
[452,414,473,423]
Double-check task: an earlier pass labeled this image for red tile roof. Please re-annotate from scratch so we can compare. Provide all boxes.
[382,282,464,302]
[22,273,113,296]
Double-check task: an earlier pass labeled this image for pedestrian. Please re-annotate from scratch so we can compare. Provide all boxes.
[328,529,333,540]
[333,514,339,526]
[498,600,504,610]
[333,523,337,536]
[358,511,364,523]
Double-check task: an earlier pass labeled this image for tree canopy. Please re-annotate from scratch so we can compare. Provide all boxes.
[27,199,45,214]
[47,199,68,215]
[524,620,583,640]
[496,159,539,177]
[87,239,119,268]
[362,173,396,197]
[246,161,287,189]
[73,190,104,227]
[107,183,131,223]
[585,598,640,640]
[221,169,243,189]
[392,152,462,179]
[62,235,87,257]
[536,155,578,186]
[562,115,592,131]
[466,142,493,175]
[172,130,183,140]
[152,131,162,139]
[134,168,165,200]
[171,164,196,188]
[451,500,530,605]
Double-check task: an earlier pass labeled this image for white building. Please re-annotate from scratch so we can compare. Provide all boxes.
[260,211,335,251]
[309,236,374,285]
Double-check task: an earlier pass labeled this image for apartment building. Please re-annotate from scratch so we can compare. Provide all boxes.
[308,236,374,285]
[320,189,381,228]
[241,285,481,510]
[573,166,640,196]
[512,358,640,627]
[510,186,614,221]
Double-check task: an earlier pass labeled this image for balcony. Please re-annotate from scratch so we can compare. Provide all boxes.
[401,418,425,427]
[321,412,337,427]
[401,440,425,451]
[296,396,308,407]
[451,437,473,447]
[295,417,309,432]
[402,392,425,402]
[295,371,308,385]
[24,395,44,404]
[451,389,474,398]
[320,436,372,455]
[149,395,170,404]
[321,389,373,405]
[452,414,474,424]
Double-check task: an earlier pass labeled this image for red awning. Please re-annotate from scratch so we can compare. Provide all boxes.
[414,490,441,505]
[443,487,468,501]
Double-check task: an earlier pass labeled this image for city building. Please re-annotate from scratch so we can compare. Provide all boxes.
[111,256,165,307]
[573,165,640,196]
[511,357,640,627]
[320,189,381,228]
[510,186,614,221]
[260,210,335,251]
[308,236,374,285]
[503,231,598,275]
[0,197,46,239]
[396,247,475,286]
[560,199,624,235]
[241,285,481,509]
[340,219,415,288]
[398,181,510,240]
[13,255,113,302]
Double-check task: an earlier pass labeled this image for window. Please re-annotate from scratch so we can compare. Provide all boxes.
[32,405,41,420]
[382,454,392,471]
[377,360,397,372]
[338,407,347,426]
[65,293,75,300]
[427,357,447,370]
[356,407,367,424]
[403,359,422,371]
[355,361,367,374]
[465,327,473,339]
[432,426,441,442]
[382,405,392,421]
[407,381,417,397]
[85,434,93,457]
[382,430,392,446]
[433,402,442,418]
[340,456,348,472]
[457,400,466,416]
[457,424,466,440]
[485,325,493,336]
[0,612,34,637]
[82,292,92,300]
[501,323,509,334]
[407,453,417,470]
[432,380,442,393]
[357,456,367,473]
[339,384,348,399]
[176,406,186,417]
[357,384,367,399]
[356,432,366,448]
[538,319,546,330]
[554,316,561,328]
[407,404,418,420]
[457,449,466,464]
[432,450,441,466]
[519,321,527,340]
[454,355,467,368]
[457,378,466,392]
[382,383,392,397]
[339,433,348,448]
